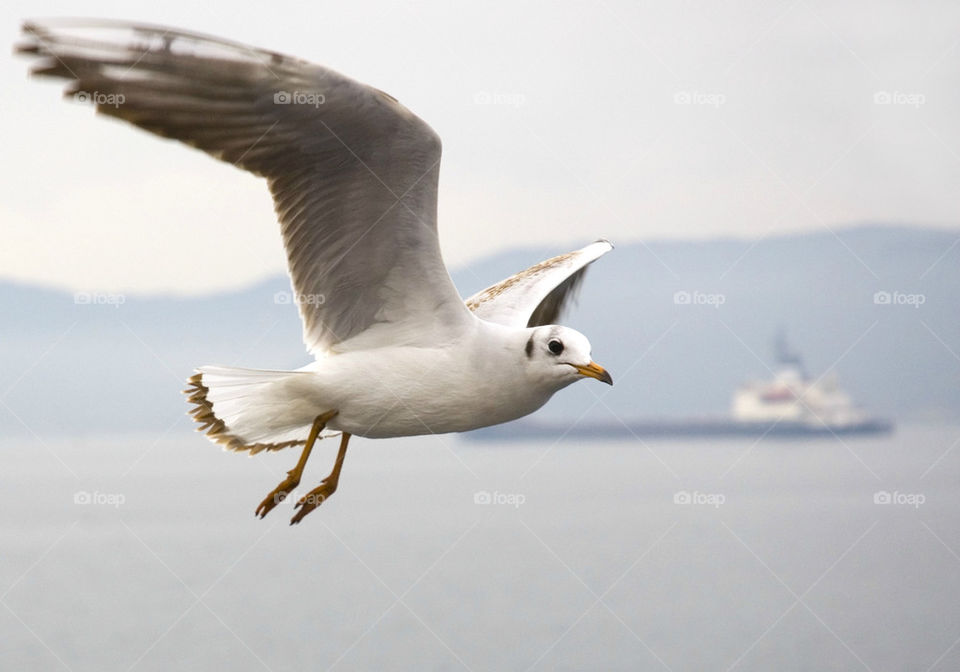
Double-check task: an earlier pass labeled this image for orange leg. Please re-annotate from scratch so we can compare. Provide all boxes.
[254,410,338,519]
[290,431,352,525]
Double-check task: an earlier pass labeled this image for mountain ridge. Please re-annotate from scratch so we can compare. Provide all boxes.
[1,224,957,436]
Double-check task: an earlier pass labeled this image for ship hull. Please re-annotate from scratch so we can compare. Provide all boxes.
[466,417,895,441]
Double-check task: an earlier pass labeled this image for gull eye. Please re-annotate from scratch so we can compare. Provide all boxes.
[548,338,564,356]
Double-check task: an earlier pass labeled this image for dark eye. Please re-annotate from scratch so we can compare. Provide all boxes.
[548,339,564,355]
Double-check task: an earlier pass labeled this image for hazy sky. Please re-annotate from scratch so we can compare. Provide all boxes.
[3,0,959,294]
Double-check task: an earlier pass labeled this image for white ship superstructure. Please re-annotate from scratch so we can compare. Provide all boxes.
[731,333,871,429]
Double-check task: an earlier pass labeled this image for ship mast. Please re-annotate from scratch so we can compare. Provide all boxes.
[774,328,807,380]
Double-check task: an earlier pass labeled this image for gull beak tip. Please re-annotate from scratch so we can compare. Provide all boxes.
[576,361,613,386]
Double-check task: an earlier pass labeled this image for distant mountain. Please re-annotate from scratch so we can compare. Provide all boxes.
[1,225,957,437]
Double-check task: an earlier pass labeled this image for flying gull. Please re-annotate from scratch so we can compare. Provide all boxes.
[18,19,614,524]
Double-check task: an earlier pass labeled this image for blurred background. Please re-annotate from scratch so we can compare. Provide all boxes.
[2,1,958,670]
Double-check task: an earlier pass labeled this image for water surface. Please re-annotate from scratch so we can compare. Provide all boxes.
[2,425,958,671]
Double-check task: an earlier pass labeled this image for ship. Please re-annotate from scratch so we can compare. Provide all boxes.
[728,330,891,432]
[468,331,893,441]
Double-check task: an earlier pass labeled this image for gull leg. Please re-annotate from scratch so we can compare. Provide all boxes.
[290,431,352,525]
[255,410,338,519]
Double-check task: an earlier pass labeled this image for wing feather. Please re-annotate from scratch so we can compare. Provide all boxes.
[18,19,470,353]
[466,240,612,327]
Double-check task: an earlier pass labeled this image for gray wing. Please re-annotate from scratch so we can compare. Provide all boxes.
[18,19,471,354]
[466,240,613,327]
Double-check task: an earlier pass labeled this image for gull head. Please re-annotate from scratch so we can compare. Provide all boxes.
[523,326,613,390]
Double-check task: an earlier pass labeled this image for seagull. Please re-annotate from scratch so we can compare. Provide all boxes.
[18,19,614,524]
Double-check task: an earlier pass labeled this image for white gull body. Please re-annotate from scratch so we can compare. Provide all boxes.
[18,20,615,515]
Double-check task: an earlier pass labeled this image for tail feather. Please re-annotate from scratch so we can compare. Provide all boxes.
[184,366,336,454]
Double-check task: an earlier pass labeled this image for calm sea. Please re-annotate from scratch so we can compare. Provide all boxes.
[3,424,959,671]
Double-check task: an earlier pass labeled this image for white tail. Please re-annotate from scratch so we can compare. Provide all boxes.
[185,366,335,454]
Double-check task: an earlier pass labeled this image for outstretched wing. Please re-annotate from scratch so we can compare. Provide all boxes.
[466,240,612,327]
[18,19,472,354]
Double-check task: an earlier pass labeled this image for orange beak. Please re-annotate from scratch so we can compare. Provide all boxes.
[573,361,613,385]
